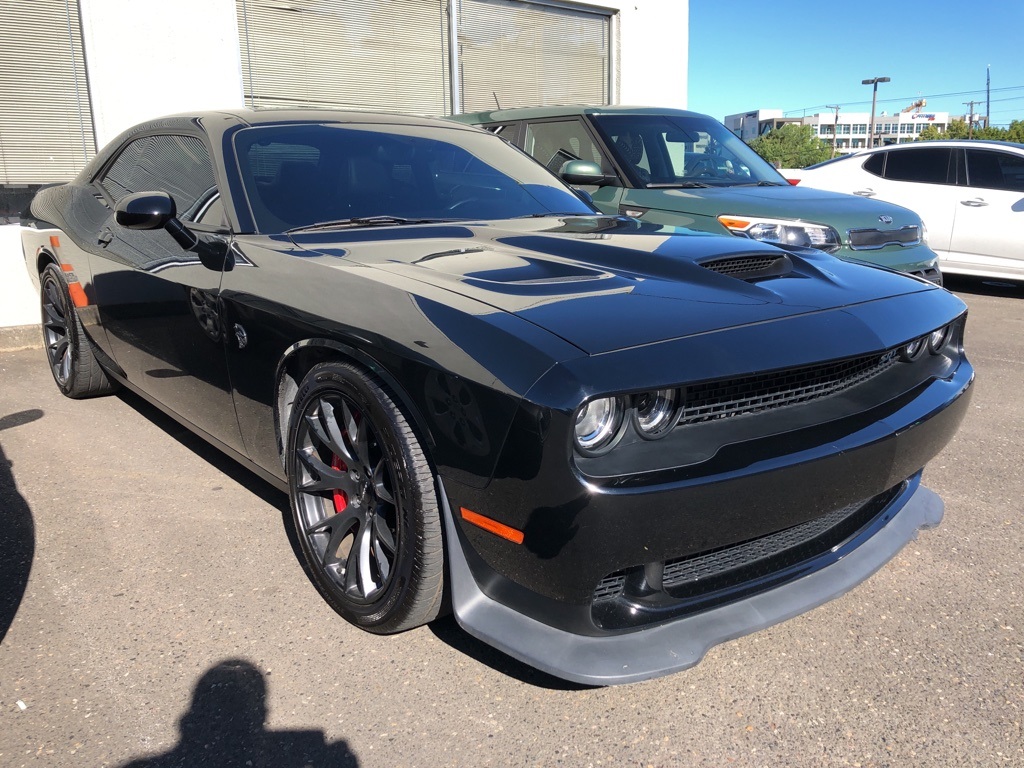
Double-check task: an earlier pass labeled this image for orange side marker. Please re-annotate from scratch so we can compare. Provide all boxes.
[49,235,61,248]
[460,507,524,545]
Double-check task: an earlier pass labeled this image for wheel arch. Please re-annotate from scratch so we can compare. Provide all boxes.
[273,338,436,475]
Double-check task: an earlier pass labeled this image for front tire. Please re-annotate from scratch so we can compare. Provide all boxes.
[286,361,444,634]
[40,263,116,399]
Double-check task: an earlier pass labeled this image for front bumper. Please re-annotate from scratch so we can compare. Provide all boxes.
[442,477,943,685]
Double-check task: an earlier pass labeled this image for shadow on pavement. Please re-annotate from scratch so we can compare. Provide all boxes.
[0,409,42,643]
[428,615,593,691]
[119,658,358,768]
[943,274,1023,299]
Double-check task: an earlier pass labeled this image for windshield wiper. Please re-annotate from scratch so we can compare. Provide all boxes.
[733,181,787,187]
[513,211,599,218]
[287,216,451,233]
[645,181,711,188]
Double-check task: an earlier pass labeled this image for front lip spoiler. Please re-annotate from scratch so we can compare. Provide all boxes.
[439,477,942,686]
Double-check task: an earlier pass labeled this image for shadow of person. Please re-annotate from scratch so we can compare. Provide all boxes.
[120,659,358,768]
[0,414,41,643]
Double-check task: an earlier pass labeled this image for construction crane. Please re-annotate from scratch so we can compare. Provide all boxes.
[901,98,927,113]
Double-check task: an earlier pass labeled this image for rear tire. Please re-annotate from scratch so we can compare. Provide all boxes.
[40,263,116,399]
[286,361,444,634]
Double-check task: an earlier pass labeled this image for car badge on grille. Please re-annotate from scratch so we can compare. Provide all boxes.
[878,215,893,224]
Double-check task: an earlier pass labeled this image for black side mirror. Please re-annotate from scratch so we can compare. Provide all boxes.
[115,191,229,271]
[560,160,616,187]
[116,191,176,230]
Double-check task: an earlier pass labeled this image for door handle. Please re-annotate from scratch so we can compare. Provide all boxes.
[853,189,876,197]
[98,229,114,247]
[960,198,988,207]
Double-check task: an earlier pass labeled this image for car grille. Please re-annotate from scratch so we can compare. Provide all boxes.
[676,349,900,427]
[591,484,904,620]
[848,225,921,250]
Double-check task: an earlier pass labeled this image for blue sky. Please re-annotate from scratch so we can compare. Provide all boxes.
[688,1,1024,126]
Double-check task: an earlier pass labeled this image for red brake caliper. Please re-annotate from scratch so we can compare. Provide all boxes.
[331,455,348,513]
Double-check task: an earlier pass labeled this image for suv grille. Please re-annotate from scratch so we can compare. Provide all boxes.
[677,349,899,426]
[848,225,921,250]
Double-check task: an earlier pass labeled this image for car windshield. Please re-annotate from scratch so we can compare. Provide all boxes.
[591,113,788,187]
[233,123,596,233]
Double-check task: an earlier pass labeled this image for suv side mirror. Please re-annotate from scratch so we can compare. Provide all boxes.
[560,160,616,187]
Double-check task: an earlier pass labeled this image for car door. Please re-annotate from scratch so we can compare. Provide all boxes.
[858,147,957,254]
[945,147,1024,277]
[90,132,244,453]
[519,118,624,213]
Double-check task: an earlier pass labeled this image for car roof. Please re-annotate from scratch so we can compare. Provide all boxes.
[860,139,1024,152]
[451,105,711,124]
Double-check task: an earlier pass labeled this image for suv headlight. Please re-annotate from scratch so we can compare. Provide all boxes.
[718,215,841,253]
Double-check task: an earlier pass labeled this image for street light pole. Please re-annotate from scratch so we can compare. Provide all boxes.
[862,76,890,149]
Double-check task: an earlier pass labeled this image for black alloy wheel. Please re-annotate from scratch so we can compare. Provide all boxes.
[287,361,444,633]
[39,263,116,399]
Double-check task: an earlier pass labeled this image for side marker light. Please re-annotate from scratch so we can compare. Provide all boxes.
[460,508,524,545]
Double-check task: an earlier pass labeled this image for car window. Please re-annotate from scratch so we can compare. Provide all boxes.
[862,152,885,177]
[233,123,594,233]
[881,147,952,184]
[523,120,611,175]
[965,149,1024,192]
[592,113,784,187]
[99,134,217,222]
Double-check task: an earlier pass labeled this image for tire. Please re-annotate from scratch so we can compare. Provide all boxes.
[39,263,117,399]
[286,361,444,634]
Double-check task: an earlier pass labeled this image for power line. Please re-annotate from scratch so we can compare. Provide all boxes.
[783,85,1024,116]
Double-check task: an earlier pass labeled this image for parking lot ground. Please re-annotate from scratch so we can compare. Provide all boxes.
[0,276,1021,768]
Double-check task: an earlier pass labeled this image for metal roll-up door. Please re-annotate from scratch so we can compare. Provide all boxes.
[0,0,96,185]
[237,0,450,115]
[459,0,610,113]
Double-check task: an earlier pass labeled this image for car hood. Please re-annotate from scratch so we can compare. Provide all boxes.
[289,217,934,355]
[628,184,922,228]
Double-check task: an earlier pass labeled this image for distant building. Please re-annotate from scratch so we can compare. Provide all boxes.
[725,108,953,153]
[723,110,803,142]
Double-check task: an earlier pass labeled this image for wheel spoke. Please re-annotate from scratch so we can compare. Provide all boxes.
[306,505,360,537]
[373,513,396,553]
[310,399,356,466]
[355,519,376,596]
[296,447,358,495]
[374,538,391,583]
[372,458,394,504]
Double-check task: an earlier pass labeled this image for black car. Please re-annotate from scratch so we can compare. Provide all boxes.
[21,110,973,685]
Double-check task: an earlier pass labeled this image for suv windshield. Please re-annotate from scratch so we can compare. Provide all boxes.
[234,123,595,233]
[592,114,787,187]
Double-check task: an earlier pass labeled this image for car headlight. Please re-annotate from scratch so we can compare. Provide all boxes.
[928,324,951,354]
[574,397,625,455]
[632,389,680,439]
[718,215,841,253]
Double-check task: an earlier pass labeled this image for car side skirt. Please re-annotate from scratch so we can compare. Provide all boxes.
[439,476,942,686]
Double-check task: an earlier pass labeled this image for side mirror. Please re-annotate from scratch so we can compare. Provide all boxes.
[115,191,229,271]
[116,191,176,230]
[560,160,616,187]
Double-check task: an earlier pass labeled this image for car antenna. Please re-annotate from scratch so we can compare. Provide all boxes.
[493,91,502,109]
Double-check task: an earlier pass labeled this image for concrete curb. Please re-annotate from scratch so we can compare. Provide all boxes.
[0,324,42,352]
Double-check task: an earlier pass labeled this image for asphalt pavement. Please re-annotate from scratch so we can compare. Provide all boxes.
[0,275,1021,767]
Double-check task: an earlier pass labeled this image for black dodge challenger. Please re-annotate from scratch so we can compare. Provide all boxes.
[21,110,973,685]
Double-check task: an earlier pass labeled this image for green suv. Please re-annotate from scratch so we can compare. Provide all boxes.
[451,106,942,283]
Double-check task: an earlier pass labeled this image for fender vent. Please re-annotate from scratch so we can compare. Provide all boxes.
[698,253,792,280]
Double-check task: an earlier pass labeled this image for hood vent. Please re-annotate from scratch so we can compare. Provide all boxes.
[697,253,793,281]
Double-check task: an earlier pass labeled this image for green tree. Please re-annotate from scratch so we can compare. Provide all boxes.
[746,124,832,169]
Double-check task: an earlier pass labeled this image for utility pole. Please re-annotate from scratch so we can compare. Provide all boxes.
[963,100,977,139]
[986,65,991,130]
[826,105,841,157]
[862,77,890,149]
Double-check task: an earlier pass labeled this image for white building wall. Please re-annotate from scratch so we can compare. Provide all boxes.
[79,0,245,147]
[76,0,687,148]
[611,0,687,108]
